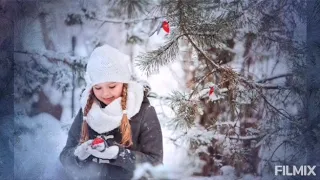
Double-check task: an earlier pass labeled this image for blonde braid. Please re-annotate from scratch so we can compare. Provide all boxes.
[79,89,94,144]
[120,83,133,147]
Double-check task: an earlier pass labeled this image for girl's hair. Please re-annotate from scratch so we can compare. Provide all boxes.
[79,83,133,147]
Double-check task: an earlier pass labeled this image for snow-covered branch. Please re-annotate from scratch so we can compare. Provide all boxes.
[256,73,293,83]
[90,16,165,24]
[147,92,172,101]
[13,50,86,68]
[228,135,260,140]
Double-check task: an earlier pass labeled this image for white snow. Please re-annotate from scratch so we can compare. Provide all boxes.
[14,105,68,179]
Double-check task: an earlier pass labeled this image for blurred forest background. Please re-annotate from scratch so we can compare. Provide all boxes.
[1,0,320,179]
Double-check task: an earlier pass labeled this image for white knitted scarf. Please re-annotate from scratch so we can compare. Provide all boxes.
[85,82,144,134]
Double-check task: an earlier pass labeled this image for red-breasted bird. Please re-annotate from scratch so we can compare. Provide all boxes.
[91,136,107,152]
[162,20,170,33]
[149,20,170,36]
[209,85,220,101]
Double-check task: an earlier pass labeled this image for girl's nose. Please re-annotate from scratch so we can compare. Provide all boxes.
[102,90,110,98]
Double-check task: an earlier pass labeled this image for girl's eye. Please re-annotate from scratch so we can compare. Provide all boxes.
[94,87,101,90]
[109,86,116,89]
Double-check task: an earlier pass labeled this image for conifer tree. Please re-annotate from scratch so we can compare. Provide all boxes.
[135,0,311,177]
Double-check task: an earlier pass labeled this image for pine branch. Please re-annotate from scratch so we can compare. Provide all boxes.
[167,91,197,130]
[146,92,171,101]
[184,33,220,70]
[229,135,261,141]
[238,75,292,90]
[135,38,180,76]
[107,0,150,19]
[89,15,165,24]
[177,2,222,71]
[188,69,217,100]
[255,84,291,90]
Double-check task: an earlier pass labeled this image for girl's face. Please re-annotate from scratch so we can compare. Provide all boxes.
[92,82,123,105]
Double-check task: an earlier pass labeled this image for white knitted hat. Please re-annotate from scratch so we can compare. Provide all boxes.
[86,44,132,85]
[80,44,142,112]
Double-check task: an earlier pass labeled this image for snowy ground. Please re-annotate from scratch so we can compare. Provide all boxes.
[14,106,68,180]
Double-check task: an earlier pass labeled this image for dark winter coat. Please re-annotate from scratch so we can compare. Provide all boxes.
[59,96,163,180]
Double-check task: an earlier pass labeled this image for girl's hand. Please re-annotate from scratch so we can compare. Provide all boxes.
[74,140,93,161]
[86,135,120,160]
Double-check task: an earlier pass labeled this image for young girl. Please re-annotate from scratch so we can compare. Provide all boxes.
[59,44,163,180]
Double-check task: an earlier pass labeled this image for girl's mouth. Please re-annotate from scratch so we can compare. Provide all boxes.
[103,97,114,102]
